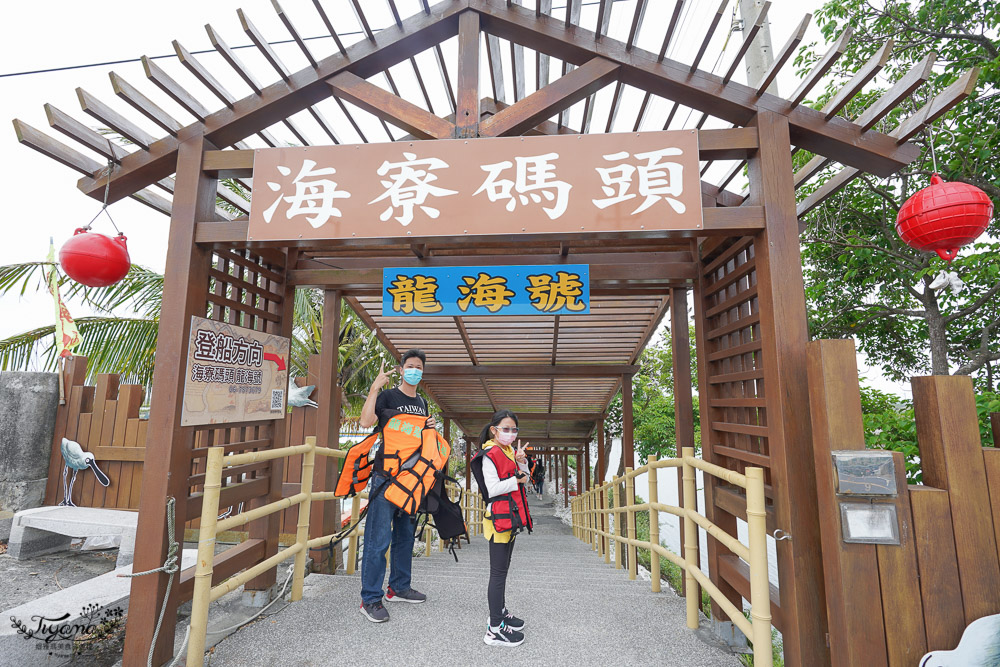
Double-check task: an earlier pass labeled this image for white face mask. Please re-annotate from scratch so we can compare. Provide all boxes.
[494,429,517,446]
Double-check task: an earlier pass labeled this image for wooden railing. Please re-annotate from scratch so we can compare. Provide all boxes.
[187,439,483,666]
[571,447,773,666]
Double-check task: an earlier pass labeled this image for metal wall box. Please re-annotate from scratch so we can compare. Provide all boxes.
[840,503,900,545]
[831,450,897,496]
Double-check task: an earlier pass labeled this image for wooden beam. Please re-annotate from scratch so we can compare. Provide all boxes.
[44,104,129,163]
[79,5,464,203]
[328,72,455,140]
[443,411,601,421]
[14,119,103,175]
[822,39,894,119]
[722,1,771,84]
[77,87,157,149]
[428,365,636,379]
[240,8,291,81]
[272,0,317,68]
[109,72,183,137]
[755,13,810,95]
[473,0,919,177]
[480,57,619,137]
[789,27,853,107]
[455,11,481,138]
[855,51,936,131]
[690,0,729,73]
[141,55,211,122]
[173,40,237,108]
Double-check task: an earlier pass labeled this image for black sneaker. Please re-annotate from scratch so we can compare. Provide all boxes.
[483,621,524,647]
[385,586,427,603]
[360,600,389,623]
[501,607,525,630]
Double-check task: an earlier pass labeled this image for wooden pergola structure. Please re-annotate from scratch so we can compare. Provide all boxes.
[15,1,976,665]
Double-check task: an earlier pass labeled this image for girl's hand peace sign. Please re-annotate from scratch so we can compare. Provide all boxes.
[514,440,528,464]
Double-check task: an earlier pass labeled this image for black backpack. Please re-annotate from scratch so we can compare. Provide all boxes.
[415,472,468,561]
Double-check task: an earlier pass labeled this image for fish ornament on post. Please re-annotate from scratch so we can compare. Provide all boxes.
[895,173,993,262]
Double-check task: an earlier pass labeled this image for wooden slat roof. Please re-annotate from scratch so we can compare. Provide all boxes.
[13,0,975,442]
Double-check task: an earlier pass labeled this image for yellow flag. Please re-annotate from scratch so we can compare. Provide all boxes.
[46,239,82,358]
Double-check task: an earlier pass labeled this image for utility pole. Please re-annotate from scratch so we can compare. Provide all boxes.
[739,0,778,95]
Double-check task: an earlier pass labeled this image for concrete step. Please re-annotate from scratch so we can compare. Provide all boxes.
[1,549,196,666]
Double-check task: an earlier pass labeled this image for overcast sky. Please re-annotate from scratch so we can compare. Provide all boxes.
[3,0,904,393]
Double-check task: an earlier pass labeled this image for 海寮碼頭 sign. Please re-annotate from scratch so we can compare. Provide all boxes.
[181,316,290,426]
[248,130,702,241]
[382,265,589,317]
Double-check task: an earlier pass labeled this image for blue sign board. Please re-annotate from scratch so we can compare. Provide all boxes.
[382,265,590,317]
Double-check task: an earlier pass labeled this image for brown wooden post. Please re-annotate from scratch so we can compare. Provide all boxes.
[464,435,472,490]
[596,418,606,484]
[576,449,583,495]
[749,109,828,664]
[313,289,342,573]
[584,441,590,491]
[455,10,480,139]
[123,134,217,666]
[806,339,889,667]
[671,287,699,599]
[913,375,1000,624]
[991,412,1000,446]
[622,374,634,469]
[245,248,298,593]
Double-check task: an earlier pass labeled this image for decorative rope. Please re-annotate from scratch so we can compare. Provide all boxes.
[117,496,179,667]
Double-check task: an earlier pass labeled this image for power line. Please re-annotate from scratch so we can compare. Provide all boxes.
[0,1,617,80]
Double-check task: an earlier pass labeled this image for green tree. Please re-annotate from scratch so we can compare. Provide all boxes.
[797,0,1000,387]
[603,328,700,473]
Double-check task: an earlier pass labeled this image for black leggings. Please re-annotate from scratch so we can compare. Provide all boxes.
[488,537,516,627]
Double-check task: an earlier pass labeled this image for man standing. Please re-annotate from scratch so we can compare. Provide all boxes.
[358,349,435,622]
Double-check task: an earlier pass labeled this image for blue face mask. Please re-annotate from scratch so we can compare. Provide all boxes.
[402,368,423,386]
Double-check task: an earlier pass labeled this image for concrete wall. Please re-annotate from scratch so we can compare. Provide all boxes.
[0,371,59,538]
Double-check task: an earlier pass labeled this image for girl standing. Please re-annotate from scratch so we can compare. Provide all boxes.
[471,409,533,647]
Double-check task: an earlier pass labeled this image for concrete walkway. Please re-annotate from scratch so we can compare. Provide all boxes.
[206,496,740,667]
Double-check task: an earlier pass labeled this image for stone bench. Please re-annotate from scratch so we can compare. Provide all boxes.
[7,506,138,568]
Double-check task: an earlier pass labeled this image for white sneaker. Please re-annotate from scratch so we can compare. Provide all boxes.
[483,621,524,647]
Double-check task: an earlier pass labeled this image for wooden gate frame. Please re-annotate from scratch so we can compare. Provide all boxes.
[13,3,978,665]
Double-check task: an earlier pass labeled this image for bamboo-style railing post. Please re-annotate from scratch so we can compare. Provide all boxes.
[611,481,621,570]
[187,446,224,667]
[746,466,773,666]
[682,447,698,630]
[424,524,432,557]
[346,495,361,574]
[648,455,660,593]
[603,482,612,564]
[589,490,596,549]
[625,467,637,580]
[291,437,317,602]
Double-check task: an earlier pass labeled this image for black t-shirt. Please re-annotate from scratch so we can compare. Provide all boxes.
[372,387,428,473]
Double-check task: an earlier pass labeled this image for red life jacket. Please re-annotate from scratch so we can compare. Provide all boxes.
[482,445,532,534]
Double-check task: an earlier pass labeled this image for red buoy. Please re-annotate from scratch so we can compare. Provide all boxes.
[895,173,993,261]
[58,228,131,287]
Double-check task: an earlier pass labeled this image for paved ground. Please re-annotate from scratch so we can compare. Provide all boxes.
[205,495,740,667]
[0,540,118,611]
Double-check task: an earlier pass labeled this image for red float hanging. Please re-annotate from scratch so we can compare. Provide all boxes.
[58,228,131,287]
[895,173,993,261]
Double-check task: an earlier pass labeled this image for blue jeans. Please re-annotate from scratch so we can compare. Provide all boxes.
[360,472,416,603]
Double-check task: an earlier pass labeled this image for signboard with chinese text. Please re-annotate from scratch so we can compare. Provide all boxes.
[382,265,590,316]
[181,316,290,426]
[248,130,702,241]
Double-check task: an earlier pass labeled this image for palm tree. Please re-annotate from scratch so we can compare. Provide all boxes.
[0,260,388,418]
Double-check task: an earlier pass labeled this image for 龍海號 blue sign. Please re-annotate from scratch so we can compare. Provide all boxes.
[382,265,590,317]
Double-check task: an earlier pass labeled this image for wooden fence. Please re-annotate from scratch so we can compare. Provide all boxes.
[45,355,345,542]
[809,339,1000,665]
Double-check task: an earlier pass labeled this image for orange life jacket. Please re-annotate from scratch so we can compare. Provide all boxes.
[334,413,451,516]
